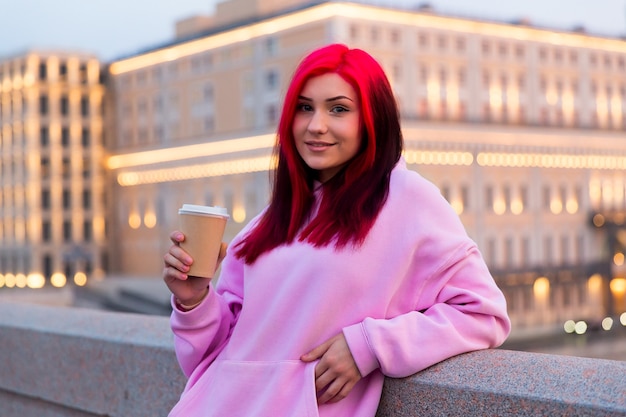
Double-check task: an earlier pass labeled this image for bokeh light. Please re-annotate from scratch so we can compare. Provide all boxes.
[50,273,67,288]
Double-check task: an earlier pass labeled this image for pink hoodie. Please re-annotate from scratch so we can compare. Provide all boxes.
[168,160,511,416]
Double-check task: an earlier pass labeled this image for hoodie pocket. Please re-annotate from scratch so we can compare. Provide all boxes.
[170,359,320,417]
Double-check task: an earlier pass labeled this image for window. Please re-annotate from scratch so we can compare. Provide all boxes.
[390,30,400,44]
[265,37,277,56]
[41,189,50,210]
[485,185,494,210]
[349,24,358,40]
[458,69,466,85]
[63,189,71,209]
[498,43,507,57]
[42,221,51,242]
[456,37,465,52]
[153,96,163,113]
[393,63,402,81]
[80,96,89,116]
[437,35,447,50]
[202,53,213,69]
[61,126,70,147]
[266,104,278,125]
[482,41,490,55]
[504,237,514,267]
[521,237,531,265]
[265,70,278,90]
[439,68,447,84]
[41,157,50,178]
[539,48,547,61]
[62,157,70,178]
[59,62,67,80]
[554,50,562,63]
[138,128,148,144]
[371,27,379,42]
[60,95,69,116]
[83,220,92,242]
[81,128,90,147]
[79,63,88,84]
[40,126,49,146]
[39,62,47,81]
[420,66,428,83]
[39,94,48,116]
[204,84,214,101]
[575,235,584,264]
[544,236,553,265]
[560,235,570,265]
[204,116,215,132]
[63,220,72,242]
[82,157,90,178]
[154,126,163,142]
[82,189,91,210]
[419,33,428,47]
[136,98,148,116]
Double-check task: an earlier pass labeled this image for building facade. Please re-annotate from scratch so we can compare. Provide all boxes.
[104,0,626,330]
[0,50,107,288]
[3,0,625,331]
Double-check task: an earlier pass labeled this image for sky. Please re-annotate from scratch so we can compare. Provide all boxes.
[1,0,625,62]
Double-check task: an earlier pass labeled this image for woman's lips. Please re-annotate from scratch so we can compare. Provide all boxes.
[305,141,334,151]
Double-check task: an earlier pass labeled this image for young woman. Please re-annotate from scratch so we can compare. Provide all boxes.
[163,44,510,417]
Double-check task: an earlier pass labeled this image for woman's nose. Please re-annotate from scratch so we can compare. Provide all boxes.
[307,111,328,134]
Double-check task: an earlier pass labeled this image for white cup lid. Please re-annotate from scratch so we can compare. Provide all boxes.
[178,204,229,218]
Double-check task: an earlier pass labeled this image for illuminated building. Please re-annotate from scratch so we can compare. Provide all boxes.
[0,50,107,289]
[111,0,625,328]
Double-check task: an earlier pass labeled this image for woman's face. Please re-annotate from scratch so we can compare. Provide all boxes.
[293,73,361,183]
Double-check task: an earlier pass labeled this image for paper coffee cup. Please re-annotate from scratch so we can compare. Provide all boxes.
[178,204,229,278]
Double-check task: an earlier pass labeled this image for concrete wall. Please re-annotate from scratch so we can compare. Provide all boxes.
[0,302,625,417]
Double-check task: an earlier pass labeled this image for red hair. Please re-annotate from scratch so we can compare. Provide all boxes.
[235,44,402,263]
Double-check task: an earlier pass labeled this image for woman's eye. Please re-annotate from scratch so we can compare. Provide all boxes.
[331,106,349,114]
[297,103,313,112]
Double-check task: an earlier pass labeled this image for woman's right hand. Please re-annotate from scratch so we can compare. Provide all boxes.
[163,230,215,307]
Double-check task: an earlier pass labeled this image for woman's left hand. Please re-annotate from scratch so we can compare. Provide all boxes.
[300,333,362,404]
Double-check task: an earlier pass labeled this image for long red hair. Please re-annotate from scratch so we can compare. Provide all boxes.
[234,44,402,263]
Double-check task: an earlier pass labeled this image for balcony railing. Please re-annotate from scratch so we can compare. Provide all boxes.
[0,302,624,417]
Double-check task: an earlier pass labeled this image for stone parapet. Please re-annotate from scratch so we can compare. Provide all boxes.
[0,302,624,417]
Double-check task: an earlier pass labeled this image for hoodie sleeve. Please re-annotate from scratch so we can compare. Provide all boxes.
[169,249,245,377]
[343,166,511,378]
[170,211,269,377]
[343,241,510,378]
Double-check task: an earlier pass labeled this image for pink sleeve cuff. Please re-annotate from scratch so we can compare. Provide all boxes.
[170,285,214,327]
[343,322,380,377]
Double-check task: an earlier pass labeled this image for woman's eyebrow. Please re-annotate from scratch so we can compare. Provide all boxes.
[326,95,354,102]
[297,95,354,102]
